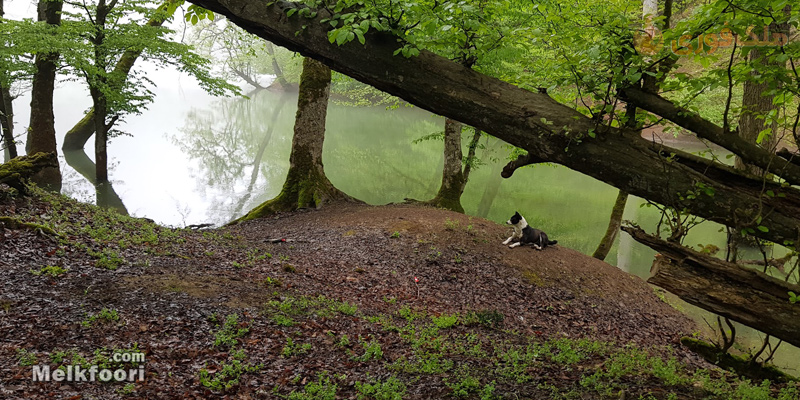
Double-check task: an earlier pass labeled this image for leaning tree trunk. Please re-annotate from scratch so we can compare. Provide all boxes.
[187,0,800,246]
[592,190,628,261]
[61,0,178,152]
[235,57,355,222]
[26,0,63,191]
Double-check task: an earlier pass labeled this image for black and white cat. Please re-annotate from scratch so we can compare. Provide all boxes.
[502,212,557,250]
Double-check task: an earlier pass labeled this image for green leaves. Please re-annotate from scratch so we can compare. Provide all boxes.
[185,5,215,25]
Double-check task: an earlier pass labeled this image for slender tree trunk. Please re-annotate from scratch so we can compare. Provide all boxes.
[592,190,629,260]
[0,0,15,160]
[235,58,356,222]
[61,0,177,152]
[92,0,111,184]
[26,0,63,191]
[0,84,15,160]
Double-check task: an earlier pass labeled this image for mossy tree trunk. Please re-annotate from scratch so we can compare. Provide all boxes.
[236,57,355,222]
[0,152,58,194]
[423,120,481,213]
[26,0,63,191]
[733,6,790,175]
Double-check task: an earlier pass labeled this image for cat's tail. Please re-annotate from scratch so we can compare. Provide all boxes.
[548,240,558,246]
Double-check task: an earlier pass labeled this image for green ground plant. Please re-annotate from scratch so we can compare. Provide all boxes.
[282,337,312,357]
[287,372,337,400]
[355,375,406,400]
[82,308,120,327]
[29,265,67,277]
[213,314,250,348]
[198,349,261,391]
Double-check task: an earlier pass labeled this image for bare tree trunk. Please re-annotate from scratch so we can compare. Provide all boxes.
[0,85,15,160]
[475,161,503,218]
[0,0,14,160]
[592,190,628,261]
[91,0,112,184]
[26,0,63,191]
[235,57,357,222]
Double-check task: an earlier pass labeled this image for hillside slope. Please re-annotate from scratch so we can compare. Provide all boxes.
[2,188,797,399]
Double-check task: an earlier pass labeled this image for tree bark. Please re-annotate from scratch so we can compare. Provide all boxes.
[622,225,800,348]
[235,57,355,221]
[0,84,15,160]
[426,118,466,213]
[734,11,789,175]
[592,190,628,261]
[0,0,14,160]
[186,0,800,247]
[91,0,112,184]
[61,0,177,152]
[0,152,58,194]
[26,0,63,191]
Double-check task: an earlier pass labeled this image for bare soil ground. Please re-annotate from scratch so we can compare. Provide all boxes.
[1,189,796,399]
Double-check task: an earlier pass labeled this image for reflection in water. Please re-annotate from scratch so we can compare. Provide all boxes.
[172,89,797,372]
[174,90,297,222]
[64,149,128,215]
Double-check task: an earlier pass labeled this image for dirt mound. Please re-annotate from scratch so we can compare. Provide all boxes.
[229,203,695,345]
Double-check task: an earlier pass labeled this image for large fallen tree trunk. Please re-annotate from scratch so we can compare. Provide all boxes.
[622,225,800,348]
[187,0,800,249]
